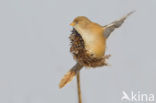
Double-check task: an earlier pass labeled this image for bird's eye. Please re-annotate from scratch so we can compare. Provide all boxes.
[75,20,78,24]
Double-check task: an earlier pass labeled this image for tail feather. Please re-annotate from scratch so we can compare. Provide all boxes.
[59,63,83,88]
[103,11,135,38]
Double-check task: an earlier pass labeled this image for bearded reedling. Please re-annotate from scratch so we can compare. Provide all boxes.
[59,11,134,88]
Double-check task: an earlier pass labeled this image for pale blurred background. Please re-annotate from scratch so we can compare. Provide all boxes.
[0,0,156,103]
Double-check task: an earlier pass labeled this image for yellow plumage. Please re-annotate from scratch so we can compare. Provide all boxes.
[59,11,134,88]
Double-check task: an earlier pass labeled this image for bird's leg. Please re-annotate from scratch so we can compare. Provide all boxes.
[103,54,111,66]
[104,54,111,59]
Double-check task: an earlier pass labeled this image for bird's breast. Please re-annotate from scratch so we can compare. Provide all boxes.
[77,29,106,58]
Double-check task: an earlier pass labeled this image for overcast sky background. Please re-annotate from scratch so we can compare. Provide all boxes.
[0,0,156,103]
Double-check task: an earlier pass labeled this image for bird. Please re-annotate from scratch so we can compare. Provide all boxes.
[59,11,134,88]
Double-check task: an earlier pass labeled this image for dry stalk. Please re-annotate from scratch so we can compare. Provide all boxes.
[77,71,82,103]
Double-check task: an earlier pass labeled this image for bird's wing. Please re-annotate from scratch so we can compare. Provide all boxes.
[103,11,135,39]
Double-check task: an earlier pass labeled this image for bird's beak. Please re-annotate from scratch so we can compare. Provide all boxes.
[70,22,75,26]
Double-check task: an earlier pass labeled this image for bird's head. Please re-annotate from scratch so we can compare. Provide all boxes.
[70,16,91,29]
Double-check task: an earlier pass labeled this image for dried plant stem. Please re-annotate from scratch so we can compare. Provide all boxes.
[77,71,82,103]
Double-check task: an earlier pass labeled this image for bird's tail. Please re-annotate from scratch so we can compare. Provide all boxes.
[59,63,83,88]
[103,11,135,38]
